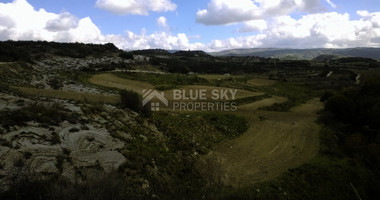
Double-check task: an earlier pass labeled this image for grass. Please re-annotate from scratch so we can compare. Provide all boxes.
[259,82,322,111]
[115,72,209,88]
[247,78,276,87]
[153,112,248,154]
[220,125,378,200]
[198,74,244,81]
[88,73,153,94]
[230,94,272,106]
[222,156,373,200]
[116,111,248,198]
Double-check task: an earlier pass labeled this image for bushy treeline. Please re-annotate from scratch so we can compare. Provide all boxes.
[321,78,380,138]
[320,78,380,180]
[0,40,119,62]
[149,55,312,74]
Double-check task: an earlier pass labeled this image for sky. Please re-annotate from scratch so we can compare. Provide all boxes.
[0,0,380,51]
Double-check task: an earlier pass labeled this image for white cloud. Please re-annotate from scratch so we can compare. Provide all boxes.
[0,0,196,51]
[118,30,204,50]
[157,16,168,28]
[206,11,380,51]
[326,0,336,8]
[196,0,326,25]
[357,10,370,17]
[196,0,261,25]
[238,20,267,32]
[45,12,78,32]
[1,0,380,53]
[95,0,177,15]
[0,0,104,43]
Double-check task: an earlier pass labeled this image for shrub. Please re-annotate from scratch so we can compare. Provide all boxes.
[119,89,152,117]
[118,51,134,59]
[119,89,140,113]
[48,78,63,90]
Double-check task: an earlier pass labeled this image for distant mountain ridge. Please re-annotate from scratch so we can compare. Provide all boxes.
[208,48,380,60]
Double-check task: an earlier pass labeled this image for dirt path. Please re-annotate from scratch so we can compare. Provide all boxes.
[208,98,322,187]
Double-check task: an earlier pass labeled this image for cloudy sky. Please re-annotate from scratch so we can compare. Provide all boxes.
[0,0,379,51]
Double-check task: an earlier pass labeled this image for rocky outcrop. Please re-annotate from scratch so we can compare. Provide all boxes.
[0,94,163,190]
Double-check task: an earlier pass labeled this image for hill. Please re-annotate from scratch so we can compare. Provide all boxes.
[209,47,380,60]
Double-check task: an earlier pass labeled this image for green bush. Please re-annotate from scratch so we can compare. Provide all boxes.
[119,89,140,113]
[119,89,151,117]
[118,51,134,59]
[48,78,63,90]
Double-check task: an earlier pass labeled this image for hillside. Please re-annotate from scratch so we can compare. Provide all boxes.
[209,47,380,60]
[0,41,379,199]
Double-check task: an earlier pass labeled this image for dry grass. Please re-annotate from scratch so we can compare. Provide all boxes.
[206,98,323,187]
[247,78,276,87]
[238,96,288,111]
[198,74,244,81]
[88,73,263,101]
[88,73,154,94]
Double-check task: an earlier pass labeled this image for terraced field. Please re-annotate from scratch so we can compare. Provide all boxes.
[87,73,322,186]
[210,98,322,187]
[247,78,276,87]
[88,73,154,94]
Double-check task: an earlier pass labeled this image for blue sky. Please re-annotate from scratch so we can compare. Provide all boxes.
[0,0,380,51]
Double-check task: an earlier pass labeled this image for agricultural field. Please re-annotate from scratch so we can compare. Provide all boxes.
[84,71,323,186]
[0,41,379,199]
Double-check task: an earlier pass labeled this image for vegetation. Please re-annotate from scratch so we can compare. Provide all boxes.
[0,40,119,62]
[260,82,321,111]
[1,41,380,199]
[115,72,208,88]
[48,78,63,90]
[0,103,76,130]
[119,89,151,117]
[115,112,248,199]
[153,112,247,154]
[219,79,380,199]
[118,51,134,59]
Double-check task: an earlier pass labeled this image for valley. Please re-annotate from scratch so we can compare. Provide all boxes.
[0,41,379,199]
